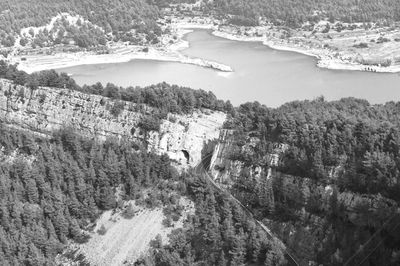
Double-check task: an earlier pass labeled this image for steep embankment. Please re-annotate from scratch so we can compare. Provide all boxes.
[0,79,226,168]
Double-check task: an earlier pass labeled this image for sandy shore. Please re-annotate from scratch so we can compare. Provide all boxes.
[264,39,400,73]
[13,37,232,74]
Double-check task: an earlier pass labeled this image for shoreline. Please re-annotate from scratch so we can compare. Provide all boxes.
[15,49,233,74]
[211,29,400,74]
[170,17,400,74]
[168,14,400,74]
[13,32,233,74]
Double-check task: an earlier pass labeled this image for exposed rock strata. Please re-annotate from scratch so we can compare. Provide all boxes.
[0,79,226,168]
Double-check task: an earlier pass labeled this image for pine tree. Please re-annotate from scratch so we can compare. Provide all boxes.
[248,223,262,263]
[104,149,121,184]
[221,204,235,247]
[218,250,228,266]
[257,175,275,214]
[25,178,39,204]
[98,185,116,210]
[229,228,246,266]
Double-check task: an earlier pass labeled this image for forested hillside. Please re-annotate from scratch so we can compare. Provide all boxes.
[2,0,400,48]
[0,126,179,264]
[0,122,285,265]
[0,0,161,47]
[139,173,286,265]
[219,97,400,265]
[205,0,400,27]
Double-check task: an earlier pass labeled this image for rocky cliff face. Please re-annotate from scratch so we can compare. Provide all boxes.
[209,129,241,183]
[209,130,396,215]
[0,79,226,168]
[209,130,287,185]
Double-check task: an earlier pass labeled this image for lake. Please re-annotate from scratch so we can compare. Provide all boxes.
[59,30,400,107]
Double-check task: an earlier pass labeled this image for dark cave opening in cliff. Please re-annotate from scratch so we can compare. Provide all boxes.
[181,150,190,164]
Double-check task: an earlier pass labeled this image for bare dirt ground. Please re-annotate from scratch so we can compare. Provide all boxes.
[57,198,194,266]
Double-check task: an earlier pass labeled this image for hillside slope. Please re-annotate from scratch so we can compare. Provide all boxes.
[208,99,400,265]
[0,77,287,265]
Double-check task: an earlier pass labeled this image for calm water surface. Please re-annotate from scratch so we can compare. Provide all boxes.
[59,30,400,107]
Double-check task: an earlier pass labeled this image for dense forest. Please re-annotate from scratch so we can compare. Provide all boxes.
[0,125,179,264]
[138,173,286,265]
[220,97,400,265]
[203,0,400,27]
[0,122,285,265]
[0,0,161,47]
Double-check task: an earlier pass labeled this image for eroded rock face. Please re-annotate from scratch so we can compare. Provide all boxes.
[147,110,226,167]
[209,131,287,184]
[209,129,241,183]
[0,79,226,168]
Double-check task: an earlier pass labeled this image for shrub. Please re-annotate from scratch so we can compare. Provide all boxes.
[122,203,136,219]
[73,233,91,244]
[162,216,173,227]
[97,224,107,235]
[171,213,180,222]
[110,101,125,117]
[353,42,368,48]
[138,116,161,132]
[38,93,47,104]
[377,37,390,44]
[150,235,163,249]
[322,24,330,33]
[168,115,177,123]
[18,87,25,103]
[228,15,258,27]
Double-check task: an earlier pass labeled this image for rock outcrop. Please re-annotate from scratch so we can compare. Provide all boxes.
[209,129,241,183]
[0,79,226,168]
[209,130,288,184]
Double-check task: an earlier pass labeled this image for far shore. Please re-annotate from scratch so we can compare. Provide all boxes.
[11,18,400,74]
[174,19,400,74]
[212,30,400,73]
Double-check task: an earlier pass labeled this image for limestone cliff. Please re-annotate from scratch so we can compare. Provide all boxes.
[209,129,241,184]
[0,79,226,168]
[209,130,286,185]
